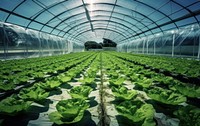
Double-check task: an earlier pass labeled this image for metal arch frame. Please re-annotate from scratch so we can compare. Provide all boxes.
[68,22,131,39]
[4,0,26,22]
[72,28,127,43]
[47,9,146,36]
[1,0,200,43]
[134,0,179,29]
[23,2,156,38]
[67,22,131,42]
[93,3,163,33]
[55,11,144,38]
[63,14,138,35]
[171,0,200,25]
[64,20,134,38]
[119,2,200,42]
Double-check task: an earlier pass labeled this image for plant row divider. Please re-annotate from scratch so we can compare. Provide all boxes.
[98,52,110,126]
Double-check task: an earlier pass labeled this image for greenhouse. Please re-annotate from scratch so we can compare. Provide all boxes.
[0,0,200,126]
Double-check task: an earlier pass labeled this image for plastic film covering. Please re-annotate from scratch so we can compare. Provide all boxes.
[0,22,83,59]
[117,24,200,59]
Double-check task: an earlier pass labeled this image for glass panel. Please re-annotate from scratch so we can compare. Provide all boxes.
[160,23,177,31]
[141,0,169,9]
[0,11,9,21]
[159,1,182,15]
[172,0,198,6]
[176,17,197,26]
[35,11,55,23]
[41,26,53,33]
[37,0,65,7]
[149,11,165,21]
[28,21,43,30]
[0,0,23,10]
[157,17,171,25]
[14,0,42,18]
[7,15,30,27]
[170,9,189,20]
[188,2,200,11]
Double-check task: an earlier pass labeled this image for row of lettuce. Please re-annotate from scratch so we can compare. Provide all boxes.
[0,52,94,92]
[112,52,200,79]
[102,52,200,126]
[0,52,101,125]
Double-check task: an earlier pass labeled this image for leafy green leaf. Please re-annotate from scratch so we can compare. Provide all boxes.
[57,74,71,83]
[115,100,155,126]
[109,78,125,87]
[146,87,187,105]
[69,86,93,99]
[18,86,49,102]
[112,86,137,100]
[49,99,89,124]
[174,83,200,98]
[0,95,32,116]
[173,105,200,126]
[79,77,95,85]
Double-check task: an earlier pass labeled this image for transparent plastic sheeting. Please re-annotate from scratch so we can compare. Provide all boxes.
[0,22,84,59]
[117,24,200,59]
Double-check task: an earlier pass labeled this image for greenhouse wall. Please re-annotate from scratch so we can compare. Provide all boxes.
[117,25,200,59]
[0,22,83,59]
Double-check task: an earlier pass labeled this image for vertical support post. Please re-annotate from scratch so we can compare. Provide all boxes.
[172,33,175,57]
[198,36,200,59]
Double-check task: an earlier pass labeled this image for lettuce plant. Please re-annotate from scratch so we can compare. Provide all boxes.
[173,105,200,126]
[115,100,155,126]
[57,74,71,83]
[109,78,125,87]
[146,87,187,105]
[0,81,15,91]
[174,82,200,98]
[0,95,32,116]
[49,98,89,124]
[40,77,61,90]
[135,78,153,88]
[111,86,137,100]
[18,86,49,102]
[69,86,92,99]
[79,77,95,85]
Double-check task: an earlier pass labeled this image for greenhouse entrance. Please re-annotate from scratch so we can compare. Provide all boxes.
[0,0,200,126]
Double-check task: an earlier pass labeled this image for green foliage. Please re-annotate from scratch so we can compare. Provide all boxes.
[109,78,125,87]
[69,86,93,99]
[173,105,200,126]
[146,87,187,105]
[115,100,156,126]
[111,86,137,100]
[57,74,71,83]
[135,78,153,88]
[0,81,15,91]
[49,99,89,124]
[40,77,61,90]
[18,86,49,102]
[174,83,200,98]
[0,95,32,116]
[79,77,95,85]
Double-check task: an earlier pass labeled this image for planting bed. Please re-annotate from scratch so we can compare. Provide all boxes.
[0,51,200,126]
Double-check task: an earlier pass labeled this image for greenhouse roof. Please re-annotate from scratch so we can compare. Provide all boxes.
[0,0,200,44]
